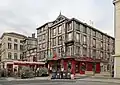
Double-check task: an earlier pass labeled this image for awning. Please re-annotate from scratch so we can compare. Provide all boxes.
[75,57,101,62]
[13,61,45,65]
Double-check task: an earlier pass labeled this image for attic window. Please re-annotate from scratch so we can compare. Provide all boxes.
[58,17,63,21]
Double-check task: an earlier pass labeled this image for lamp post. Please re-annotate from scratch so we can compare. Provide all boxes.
[93,56,96,76]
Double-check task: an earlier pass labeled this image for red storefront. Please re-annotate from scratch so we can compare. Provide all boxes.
[47,57,101,75]
[2,61,45,73]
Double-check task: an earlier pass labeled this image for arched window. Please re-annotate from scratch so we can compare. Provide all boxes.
[14,53,17,60]
[8,52,12,59]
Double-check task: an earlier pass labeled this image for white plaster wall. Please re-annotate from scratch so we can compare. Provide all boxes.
[114,56,120,78]
[115,1,120,55]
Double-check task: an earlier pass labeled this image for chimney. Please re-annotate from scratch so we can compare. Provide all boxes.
[32,33,35,38]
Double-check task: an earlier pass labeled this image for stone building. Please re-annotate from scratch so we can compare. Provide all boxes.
[22,33,37,62]
[0,32,26,72]
[37,14,115,75]
[113,0,120,78]
[0,39,2,62]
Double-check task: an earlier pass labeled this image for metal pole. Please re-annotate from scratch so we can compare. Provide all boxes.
[93,57,95,76]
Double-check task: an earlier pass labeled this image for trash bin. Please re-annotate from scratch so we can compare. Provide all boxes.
[51,72,57,79]
[66,72,71,79]
[56,72,61,79]
[63,72,67,79]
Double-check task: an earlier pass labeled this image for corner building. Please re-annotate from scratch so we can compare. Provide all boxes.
[113,0,120,78]
[37,14,114,75]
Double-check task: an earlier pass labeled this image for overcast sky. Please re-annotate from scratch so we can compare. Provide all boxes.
[0,0,114,37]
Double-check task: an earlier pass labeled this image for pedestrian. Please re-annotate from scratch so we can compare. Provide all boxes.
[112,70,114,77]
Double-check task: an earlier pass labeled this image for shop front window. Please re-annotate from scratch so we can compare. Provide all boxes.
[80,62,86,71]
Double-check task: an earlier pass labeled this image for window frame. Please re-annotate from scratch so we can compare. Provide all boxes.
[8,38,12,41]
[58,36,62,45]
[14,53,17,60]
[14,44,18,50]
[58,25,62,34]
[8,52,12,59]
[8,43,12,49]
[14,39,18,42]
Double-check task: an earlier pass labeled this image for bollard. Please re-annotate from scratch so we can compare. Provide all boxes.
[71,74,74,79]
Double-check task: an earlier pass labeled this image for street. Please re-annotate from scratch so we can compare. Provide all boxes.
[0,80,120,85]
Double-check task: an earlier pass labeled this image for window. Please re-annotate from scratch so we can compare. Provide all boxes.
[8,52,12,59]
[53,28,56,36]
[100,51,103,58]
[39,36,42,41]
[30,50,33,53]
[67,45,73,56]
[53,38,56,46]
[20,40,23,43]
[80,24,83,32]
[37,29,40,34]
[75,22,80,31]
[14,53,17,60]
[40,51,44,59]
[58,47,62,57]
[58,36,62,45]
[43,34,45,40]
[87,27,90,34]
[58,25,62,34]
[76,33,80,43]
[42,43,46,49]
[93,38,96,47]
[20,45,23,50]
[83,47,87,57]
[20,54,23,60]
[68,23,72,31]
[92,30,96,37]
[14,44,18,50]
[83,26,87,33]
[43,27,45,31]
[8,38,11,41]
[68,32,73,41]
[39,44,42,50]
[101,41,103,49]
[100,33,103,39]
[44,51,47,58]
[83,35,87,44]
[39,28,42,33]
[14,39,18,42]
[92,50,96,58]
[76,46,80,55]
[8,43,12,49]
[103,43,106,50]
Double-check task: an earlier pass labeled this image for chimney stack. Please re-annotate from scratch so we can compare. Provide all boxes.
[32,33,35,38]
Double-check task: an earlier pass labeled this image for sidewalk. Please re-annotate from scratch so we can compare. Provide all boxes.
[78,77,120,84]
[5,77,50,81]
[3,77,76,82]
[74,74,90,79]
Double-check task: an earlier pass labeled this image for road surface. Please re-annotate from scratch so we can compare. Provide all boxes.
[0,79,119,85]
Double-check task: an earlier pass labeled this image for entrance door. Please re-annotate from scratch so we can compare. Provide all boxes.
[7,64,13,77]
[79,62,86,74]
[75,62,79,73]
[96,63,100,73]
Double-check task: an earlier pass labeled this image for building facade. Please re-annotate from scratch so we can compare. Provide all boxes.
[113,0,120,78]
[37,14,115,75]
[22,33,37,62]
[0,32,26,73]
[0,39,2,68]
